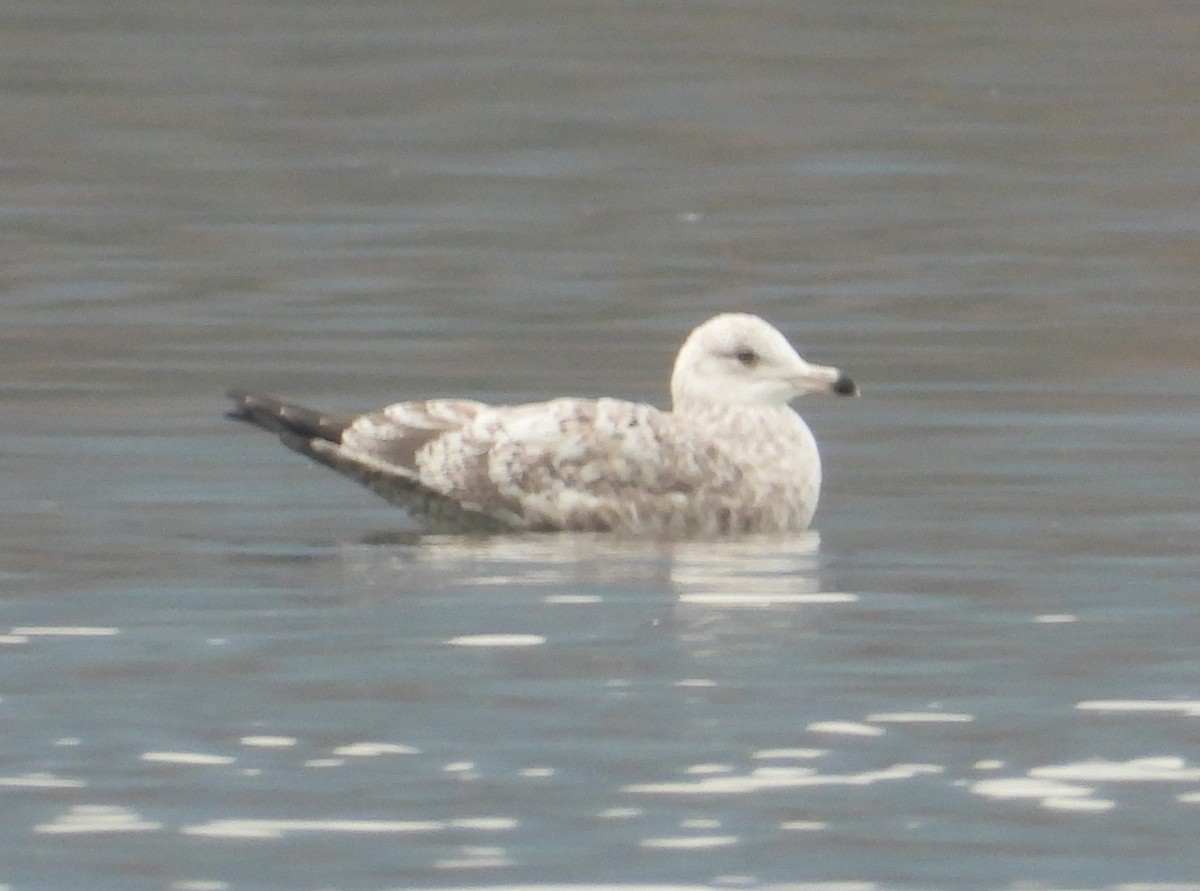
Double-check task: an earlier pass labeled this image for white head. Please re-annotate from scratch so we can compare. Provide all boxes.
[670,313,857,409]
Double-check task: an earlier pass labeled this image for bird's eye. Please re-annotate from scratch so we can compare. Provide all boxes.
[734,348,759,367]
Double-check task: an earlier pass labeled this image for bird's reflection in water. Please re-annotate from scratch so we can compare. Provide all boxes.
[339,529,855,615]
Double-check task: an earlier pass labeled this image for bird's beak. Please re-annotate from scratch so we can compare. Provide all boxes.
[789,362,859,397]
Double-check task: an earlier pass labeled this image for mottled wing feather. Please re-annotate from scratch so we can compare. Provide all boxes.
[230,391,805,534]
[408,398,747,533]
[340,399,488,470]
[306,398,514,531]
[304,436,514,532]
[292,396,754,533]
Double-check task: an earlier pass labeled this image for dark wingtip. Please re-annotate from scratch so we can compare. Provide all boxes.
[832,375,859,397]
[225,389,250,420]
[224,389,352,441]
[224,388,266,422]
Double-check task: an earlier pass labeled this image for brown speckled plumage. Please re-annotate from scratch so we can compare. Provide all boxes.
[226,313,857,536]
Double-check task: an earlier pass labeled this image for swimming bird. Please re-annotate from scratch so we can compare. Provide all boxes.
[226,313,857,535]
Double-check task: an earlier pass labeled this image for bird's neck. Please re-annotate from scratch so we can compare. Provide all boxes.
[671,398,793,417]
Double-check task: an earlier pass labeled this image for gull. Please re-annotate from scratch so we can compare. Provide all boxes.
[226,313,857,535]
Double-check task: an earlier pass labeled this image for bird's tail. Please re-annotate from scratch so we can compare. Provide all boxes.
[225,390,353,442]
[224,389,509,532]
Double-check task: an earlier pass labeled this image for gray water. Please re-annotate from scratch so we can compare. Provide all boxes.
[3,2,1199,889]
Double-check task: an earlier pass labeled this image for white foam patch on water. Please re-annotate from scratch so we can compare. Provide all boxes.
[1077,700,1200,718]
[141,751,236,766]
[0,772,86,789]
[434,846,512,869]
[466,575,522,586]
[0,634,29,644]
[753,748,827,760]
[182,817,516,845]
[807,721,884,737]
[11,626,119,637]
[1031,757,1200,782]
[1042,796,1116,812]
[332,742,420,757]
[639,835,739,849]
[240,735,297,748]
[781,820,828,831]
[181,818,445,839]
[446,634,546,647]
[1178,792,1200,804]
[624,763,942,795]
[171,882,229,891]
[544,594,602,604]
[678,592,857,607]
[867,712,973,723]
[686,764,733,775]
[394,886,876,891]
[971,777,1095,801]
[675,678,717,688]
[449,817,519,831]
[518,767,555,778]
[597,807,643,819]
[753,766,819,781]
[35,805,161,834]
[1034,613,1077,623]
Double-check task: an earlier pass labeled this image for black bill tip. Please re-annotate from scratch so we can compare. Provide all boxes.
[832,375,859,397]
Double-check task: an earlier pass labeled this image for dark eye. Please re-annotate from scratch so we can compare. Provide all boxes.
[734,348,759,367]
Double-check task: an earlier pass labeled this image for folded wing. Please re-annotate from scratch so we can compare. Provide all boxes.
[229,391,748,533]
[331,397,745,533]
